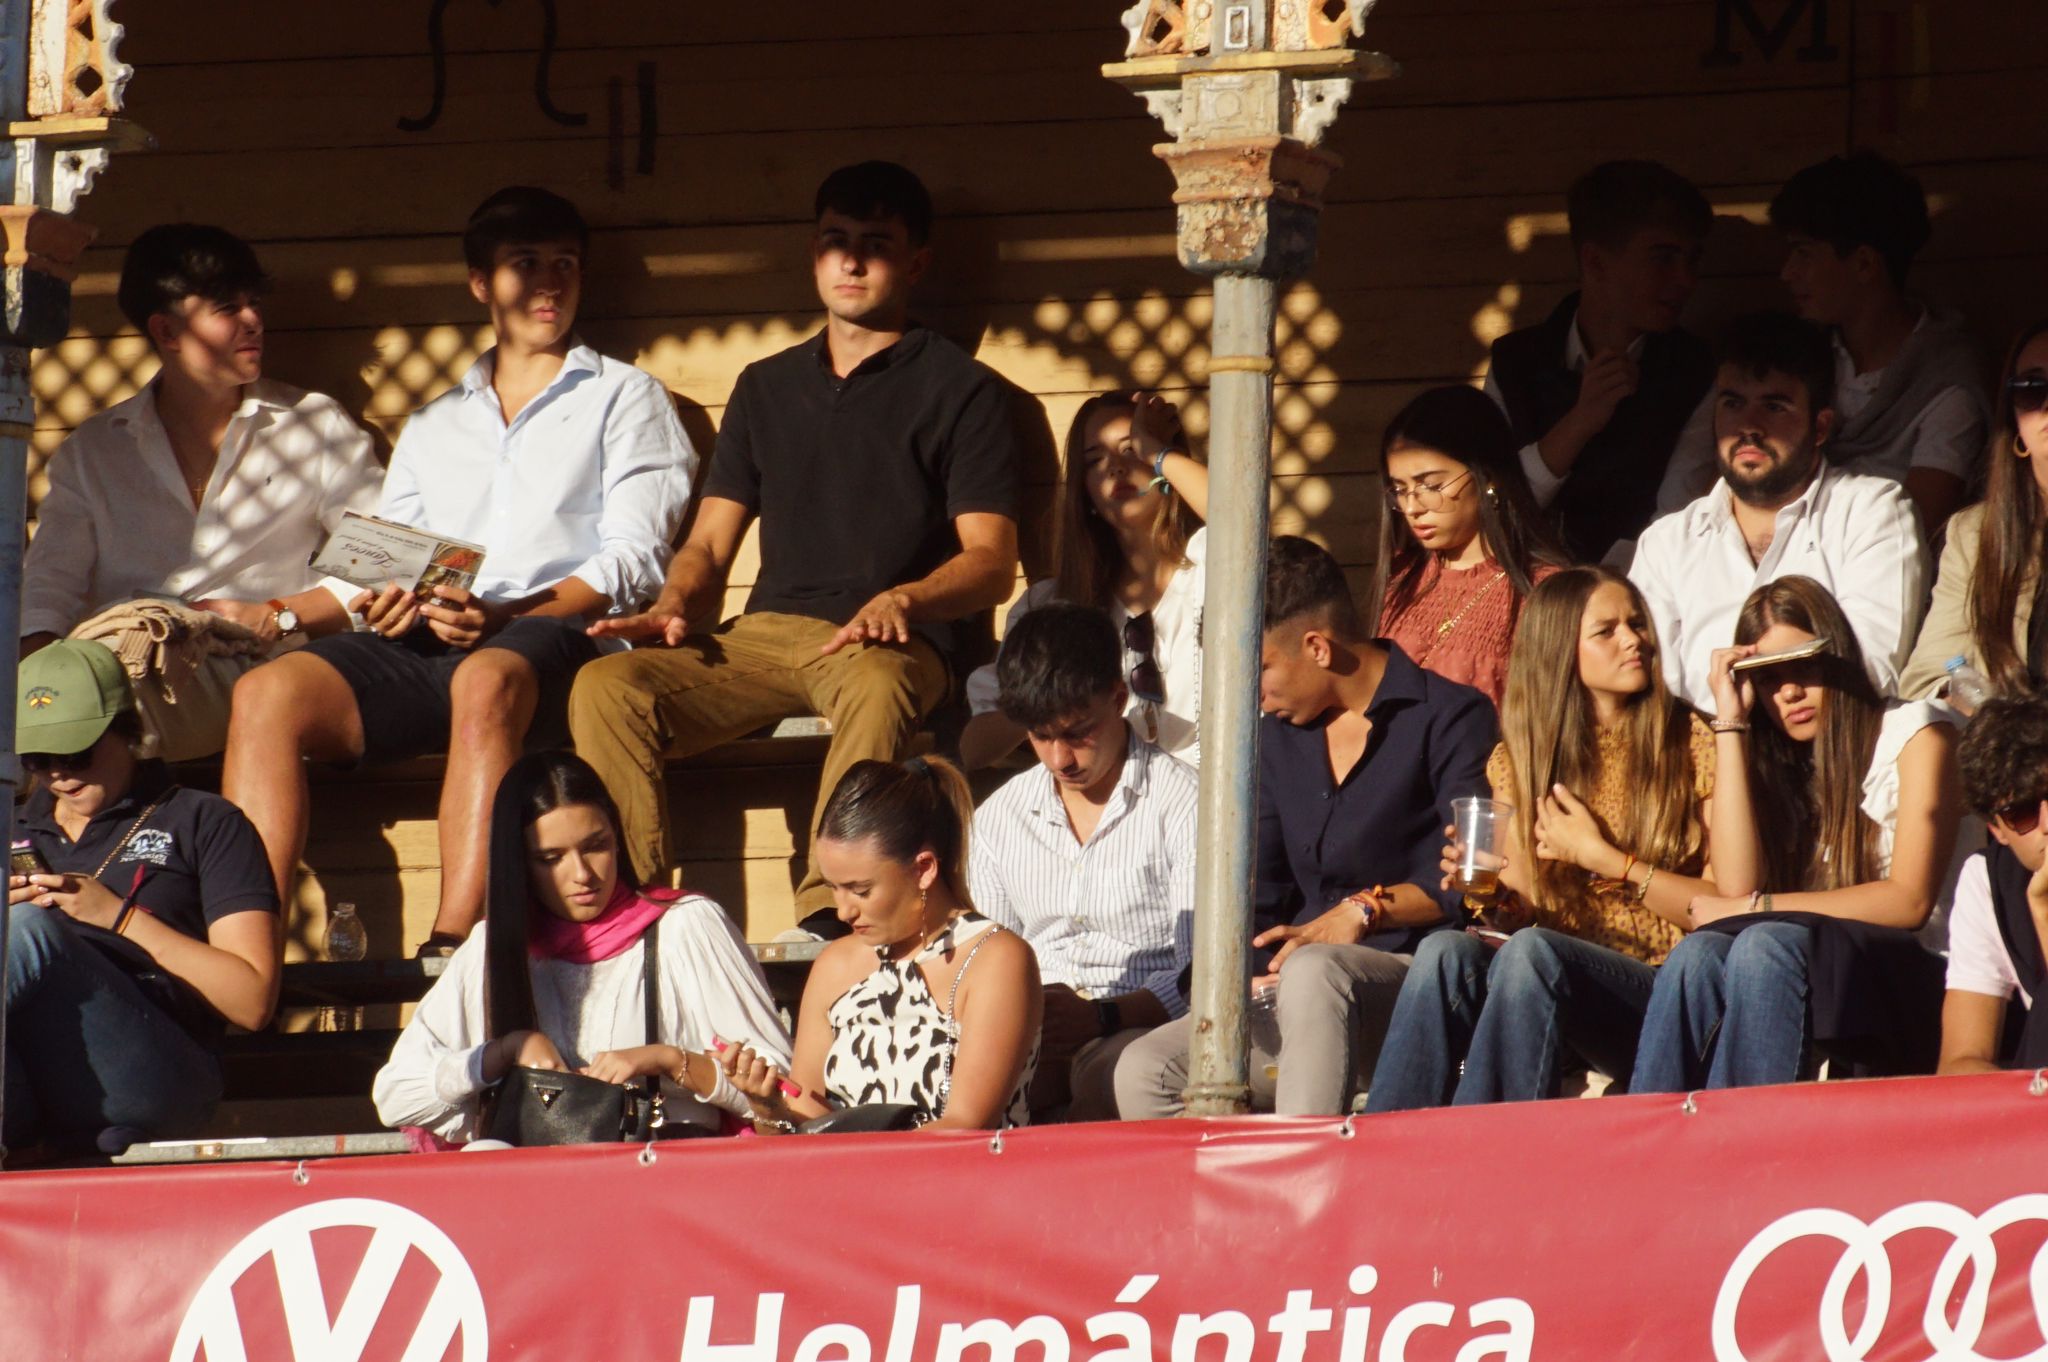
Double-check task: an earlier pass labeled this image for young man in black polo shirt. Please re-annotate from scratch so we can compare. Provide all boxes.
[570,162,1027,919]
[1113,538,1496,1118]
[1484,160,1714,562]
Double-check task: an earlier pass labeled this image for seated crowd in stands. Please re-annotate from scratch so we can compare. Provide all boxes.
[7,147,2047,1156]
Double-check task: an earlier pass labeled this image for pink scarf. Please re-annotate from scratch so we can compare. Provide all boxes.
[528,881,674,964]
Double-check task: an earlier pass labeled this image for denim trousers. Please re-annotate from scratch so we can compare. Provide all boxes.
[1364,927,1658,1113]
[1631,920,1814,1092]
[3,906,222,1149]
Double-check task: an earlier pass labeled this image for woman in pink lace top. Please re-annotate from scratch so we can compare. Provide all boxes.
[1372,386,1569,706]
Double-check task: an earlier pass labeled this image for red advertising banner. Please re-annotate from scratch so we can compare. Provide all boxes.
[4,1071,2046,1361]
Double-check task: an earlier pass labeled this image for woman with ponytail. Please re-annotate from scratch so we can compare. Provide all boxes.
[372,751,790,1142]
[719,755,1042,1130]
[1901,319,2048,700]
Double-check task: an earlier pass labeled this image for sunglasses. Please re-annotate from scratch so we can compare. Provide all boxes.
[2010,375,2048,416]
[22,747,95,774]
[1123,612,1166,705]
[1994,798,2045,836]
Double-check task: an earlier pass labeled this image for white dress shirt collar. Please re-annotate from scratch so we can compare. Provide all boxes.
[456,341,602,409]
[1696,459,1832,542]
[1024,724,1149,843]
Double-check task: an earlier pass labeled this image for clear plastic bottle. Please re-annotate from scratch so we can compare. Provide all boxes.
[321,900,367,1031]
[1248,982,1282,1083]
[1944,656,1992,718]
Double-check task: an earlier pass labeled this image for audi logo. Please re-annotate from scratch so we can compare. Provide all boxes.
[1713,1194,2048,1362]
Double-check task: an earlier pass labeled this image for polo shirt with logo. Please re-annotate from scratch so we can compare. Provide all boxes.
[19,764,277,1043]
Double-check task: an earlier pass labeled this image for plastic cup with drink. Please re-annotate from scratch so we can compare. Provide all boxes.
[1450,796,1513,897]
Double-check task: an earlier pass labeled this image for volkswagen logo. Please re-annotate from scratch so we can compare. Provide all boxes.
[1713,1194,2048,1362]
[170,1198,488,1362]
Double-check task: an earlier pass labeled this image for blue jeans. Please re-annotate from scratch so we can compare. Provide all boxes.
[1632,921,1813,1092]
[3,906,222,1150]
[1365,928,1657,1112]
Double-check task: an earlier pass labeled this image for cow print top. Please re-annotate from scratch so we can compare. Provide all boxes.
[823,913,1034,1127]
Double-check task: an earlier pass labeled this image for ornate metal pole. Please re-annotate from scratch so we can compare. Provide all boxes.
[1106,1,1394,1115]
[0,0,147,1165]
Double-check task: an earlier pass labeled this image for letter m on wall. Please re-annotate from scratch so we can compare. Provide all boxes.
[1703,0,1841,65]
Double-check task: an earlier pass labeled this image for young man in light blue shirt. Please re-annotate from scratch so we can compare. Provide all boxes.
[222,187,696,951]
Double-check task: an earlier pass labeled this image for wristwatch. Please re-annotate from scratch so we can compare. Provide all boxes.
[1093,997,1121,1038]
[267,598,301,638]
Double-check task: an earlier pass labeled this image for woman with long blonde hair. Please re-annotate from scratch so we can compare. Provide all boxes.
[1634,576,1967,1090]
[1366,567,1754,1109]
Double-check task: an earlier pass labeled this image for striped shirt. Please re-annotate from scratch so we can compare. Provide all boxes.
[968,727,1198,1016]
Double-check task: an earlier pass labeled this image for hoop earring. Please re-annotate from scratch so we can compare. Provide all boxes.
[2018,435,2030,456]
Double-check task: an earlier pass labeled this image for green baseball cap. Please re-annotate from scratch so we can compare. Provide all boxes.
[17,639,133,755]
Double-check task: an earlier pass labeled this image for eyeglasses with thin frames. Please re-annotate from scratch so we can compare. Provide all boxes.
[1384,468,1476,513]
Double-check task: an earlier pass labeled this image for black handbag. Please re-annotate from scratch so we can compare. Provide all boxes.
[482,919,664,1147]
[798,1103,922,1135]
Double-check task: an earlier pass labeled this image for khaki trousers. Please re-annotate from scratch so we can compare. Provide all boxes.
[1112,943,1412,1118]
[567,612,948,913]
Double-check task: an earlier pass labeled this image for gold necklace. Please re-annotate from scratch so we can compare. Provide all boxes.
[1434,567,1507,638]
[1414,567,1508,668]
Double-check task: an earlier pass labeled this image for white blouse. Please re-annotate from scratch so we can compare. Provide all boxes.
[967,526,1207,766]
[1860,700,1980,952]
[23,380,383,637]
[372,896,792,1141]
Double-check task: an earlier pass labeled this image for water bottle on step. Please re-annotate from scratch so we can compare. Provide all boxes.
[322,900,367,1031]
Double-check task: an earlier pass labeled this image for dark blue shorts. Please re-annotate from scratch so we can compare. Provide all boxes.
[303,616,601,765]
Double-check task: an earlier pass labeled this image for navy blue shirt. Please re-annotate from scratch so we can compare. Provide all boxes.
[19,764,277,1045]
[1255,643,1497,954]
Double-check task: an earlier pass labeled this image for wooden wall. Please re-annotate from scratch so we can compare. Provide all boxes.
[27,0,2046,946]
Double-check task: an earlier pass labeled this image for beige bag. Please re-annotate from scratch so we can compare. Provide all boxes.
[68,599,274,762]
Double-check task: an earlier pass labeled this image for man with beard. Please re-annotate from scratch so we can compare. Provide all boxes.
[1630,311,1927,712]
[967,603,1198,1120]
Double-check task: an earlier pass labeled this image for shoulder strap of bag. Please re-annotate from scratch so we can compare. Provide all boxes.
[639,913,662,1101]
[642,912,662,1044]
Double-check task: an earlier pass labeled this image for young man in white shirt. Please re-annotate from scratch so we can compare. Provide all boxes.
[22,224,383,759]
[1630,311,1927,713]
[223,187,696,952]
[1656,153,1989,534]
[967,603,1197,1121]
[1941,698,2048,1074]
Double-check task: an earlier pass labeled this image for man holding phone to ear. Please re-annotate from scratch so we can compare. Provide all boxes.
[1630,311,1927,713]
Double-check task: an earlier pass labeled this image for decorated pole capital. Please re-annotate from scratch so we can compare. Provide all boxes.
[1104,1,1396,279]
[0,0,150,345]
